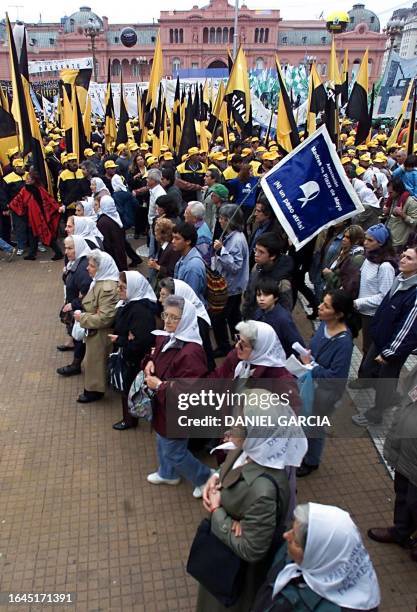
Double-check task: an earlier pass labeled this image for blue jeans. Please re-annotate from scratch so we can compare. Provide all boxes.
[156,434,211,486]
[304,436,325,466]
[11,212,28,250]
[0,236,13,253]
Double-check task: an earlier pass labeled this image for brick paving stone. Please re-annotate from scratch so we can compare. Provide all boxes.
[0,255,415,611]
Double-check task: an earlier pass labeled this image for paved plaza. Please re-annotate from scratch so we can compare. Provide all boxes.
[0,254,416,611]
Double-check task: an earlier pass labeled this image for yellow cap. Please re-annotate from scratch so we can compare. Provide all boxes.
[44,146,53,154]
[128,143,139,152]
[228,133,236,142]
[368,141,378,148]
[262,151,279,161]
[356,144,368,152]
[374,153,387,162]
[215,136,223,143]
[160,145,169,153]
[66,153,78,161]
[84,148,94,157]
[352,158,359,166]
[7,147,19,158]
[347,148,356,155]
[163,152,174,160]
[92,142,102,149]
[356,166,365,176]
[12,158,24,167]
[341,156,351,165]
[146,155,159,167]
[241,147,252,157]
[210,151,226,161]
[187,146,200,156]
[359,153,371,162]
[104,160,118,169]
[117,143,127,152]
[61,154,68,164]
[346,137,355,146]
[140,143,150,151]
[269,145,279,152]
[257,146,267,153]
[340,133,347,141]
[251,136,260,142]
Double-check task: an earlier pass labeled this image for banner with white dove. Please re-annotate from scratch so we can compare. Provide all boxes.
[261,125,364,250]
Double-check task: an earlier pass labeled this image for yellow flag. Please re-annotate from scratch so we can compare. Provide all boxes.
[146,33,163,109]
[387,79,414,148]
[83,94,92,143]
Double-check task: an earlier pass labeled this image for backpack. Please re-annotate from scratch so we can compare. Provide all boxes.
[205,265,228,314]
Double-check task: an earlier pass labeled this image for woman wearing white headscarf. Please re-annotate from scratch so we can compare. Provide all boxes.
[253,502,380,612]
[57,236,93,363]
[73,250,119,403]
[208,321,297,402]
[159,277,215,371]
[143,296,212,497]
[90,177,110,199]
[110,271,157,430]
[94,194,128,271]
[196,388,307,612]
[73,216,103,249]
[76,197,97,220]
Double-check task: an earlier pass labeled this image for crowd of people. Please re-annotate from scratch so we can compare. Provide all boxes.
[1,118,417,611]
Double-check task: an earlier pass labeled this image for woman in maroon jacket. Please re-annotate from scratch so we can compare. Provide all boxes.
[144,295,212,498]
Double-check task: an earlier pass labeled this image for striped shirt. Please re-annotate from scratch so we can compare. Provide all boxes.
[354,259,396,316]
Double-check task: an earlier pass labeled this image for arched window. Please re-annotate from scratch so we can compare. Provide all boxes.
[209,27,215,43]
[259,28,264,44]
[352,58,361,78]
[216,27,222,44]
[111,59,121,77]
[321,62,327,76]
[265,28,269,43]
[223,27,228,43]
[229,27,234,43]
[169,29,173,44]
[203,27,208,43]
[255,28,259,43]
[368,58,373,76]
[174,29,179,44]
[131,59,139,77]
[255,57,264,70]
[179,29,183,43]
[122,58,130,78]
[172,58,181,74]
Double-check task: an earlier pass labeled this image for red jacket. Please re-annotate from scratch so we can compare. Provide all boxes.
[208,348,301,414]
[142,336,208,437]
[9,184,60,246]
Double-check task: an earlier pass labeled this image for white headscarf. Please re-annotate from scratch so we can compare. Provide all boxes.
[116,271,157,308]
[73,217,104,245]
[234,321,286,379]
[89,250,119,290]
[65,235,92,271]
[91,177,109,196]
[173,279,211,326]
[152,297,202,352]
[112,173,128,192]
[272,503,381,609]
[98,195,123,228]
[211,388,307,470]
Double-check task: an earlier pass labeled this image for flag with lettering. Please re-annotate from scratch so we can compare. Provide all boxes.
[261,125,363,250]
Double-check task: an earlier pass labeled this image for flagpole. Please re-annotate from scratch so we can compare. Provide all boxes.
[233,0,239,60]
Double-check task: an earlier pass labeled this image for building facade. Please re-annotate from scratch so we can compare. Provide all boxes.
[0,1,387,84]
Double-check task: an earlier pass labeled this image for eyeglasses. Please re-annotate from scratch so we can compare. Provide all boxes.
[161,312,181,322]
[117,284,127,290]
[234,334,251,349]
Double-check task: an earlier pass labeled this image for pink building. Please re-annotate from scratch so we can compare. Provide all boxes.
[0,2,387,84]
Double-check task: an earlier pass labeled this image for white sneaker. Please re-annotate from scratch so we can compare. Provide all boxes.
[38,244,47,252]
[16,249,24,256]
[147,472,180,486]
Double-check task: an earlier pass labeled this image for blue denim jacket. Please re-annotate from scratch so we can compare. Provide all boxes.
[174,247,207,304]
[215,230,249,296]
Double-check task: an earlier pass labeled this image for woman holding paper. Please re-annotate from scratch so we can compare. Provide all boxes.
[295,290,356,477]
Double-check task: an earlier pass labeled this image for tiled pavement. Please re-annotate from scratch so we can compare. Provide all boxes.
[0,254,416,611]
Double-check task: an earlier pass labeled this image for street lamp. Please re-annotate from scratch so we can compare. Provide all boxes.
[83,17,102,82]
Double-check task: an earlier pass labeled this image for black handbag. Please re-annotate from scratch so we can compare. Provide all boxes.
[186,517,246,607]
[186,474,285,608]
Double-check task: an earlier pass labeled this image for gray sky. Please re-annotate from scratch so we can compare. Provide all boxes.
[7,0,411,28]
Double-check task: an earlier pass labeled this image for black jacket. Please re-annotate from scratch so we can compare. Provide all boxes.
[64,256,92,310]
[242,255,294,319]
[113,299,157,387]
[254,304,305,358]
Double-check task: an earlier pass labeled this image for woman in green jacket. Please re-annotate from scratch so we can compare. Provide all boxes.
[195,389,308,612]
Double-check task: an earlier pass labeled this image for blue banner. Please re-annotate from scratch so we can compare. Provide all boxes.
[261,125,363,250]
